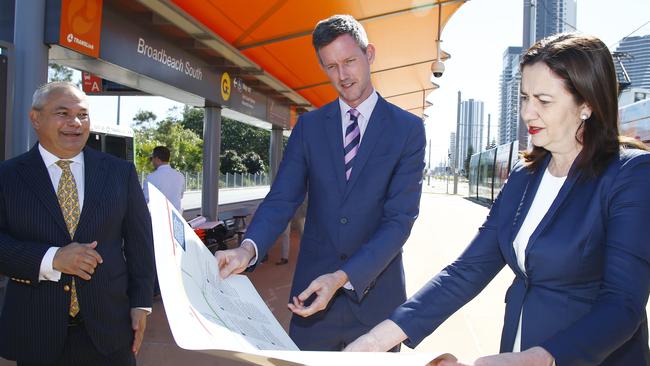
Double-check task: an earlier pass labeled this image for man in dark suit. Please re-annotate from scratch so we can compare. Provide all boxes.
[216,15,425,350]
[0,81,155,365]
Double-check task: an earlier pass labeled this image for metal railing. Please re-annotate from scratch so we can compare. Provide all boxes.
[140,171,270,191]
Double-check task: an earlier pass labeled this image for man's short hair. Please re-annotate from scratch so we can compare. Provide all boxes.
[32,81,84,110]
[151,146,171,162]
[312,15,369,57]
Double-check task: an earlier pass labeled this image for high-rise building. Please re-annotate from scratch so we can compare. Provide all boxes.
[615,35,650,90]
[449,132,457,170]
[499,46,523,146]
[534,0,577,42]
[457,99,484,172]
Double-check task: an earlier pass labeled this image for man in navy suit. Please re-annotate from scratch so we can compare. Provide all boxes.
[0,82,155,365]
[216,15,426,350]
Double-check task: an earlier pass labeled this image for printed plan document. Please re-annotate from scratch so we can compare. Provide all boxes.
[148,184,441,365]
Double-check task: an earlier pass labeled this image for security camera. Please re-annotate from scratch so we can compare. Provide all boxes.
[431,60,445,78]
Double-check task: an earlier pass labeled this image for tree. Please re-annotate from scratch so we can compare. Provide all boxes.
[155,118,204,172]
[180,106,205,137]
[220,150,247,174]
[133,114,203,175]
[221,117,272,166]
[48,63,74,82]
[133,110,157,128]
[242,151,266,174]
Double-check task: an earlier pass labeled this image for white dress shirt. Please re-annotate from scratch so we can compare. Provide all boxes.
[38,144,85,282]
[338,89,378,144]
[143,164,186,212]
[511,168,566,352]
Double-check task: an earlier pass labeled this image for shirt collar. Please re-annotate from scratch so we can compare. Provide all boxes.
[338,89,378,121]
[38,144,84,167]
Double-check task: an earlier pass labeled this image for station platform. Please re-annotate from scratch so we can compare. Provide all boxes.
[180,186,270,222]
[1,181,648,364]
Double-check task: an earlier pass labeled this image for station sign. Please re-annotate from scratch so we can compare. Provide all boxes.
[81,71,102,93]
[58,0,103,58]
[82,71,146,95]
[46,2,293,129]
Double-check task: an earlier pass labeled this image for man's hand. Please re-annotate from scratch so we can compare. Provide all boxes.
[214,241,255,279]
[287,270,348,317]
[52,241,103,280]
[131,308,148,355]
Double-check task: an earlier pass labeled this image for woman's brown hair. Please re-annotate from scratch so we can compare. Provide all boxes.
[520,33,633,177]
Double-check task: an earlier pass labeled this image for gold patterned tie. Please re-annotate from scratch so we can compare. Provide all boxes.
[55,160,80,317]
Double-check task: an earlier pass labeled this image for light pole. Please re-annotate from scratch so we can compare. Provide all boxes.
[453,91,461,194]
[427,139,431,186]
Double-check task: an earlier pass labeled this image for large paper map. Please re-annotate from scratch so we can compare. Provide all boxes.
[148,184,440,365]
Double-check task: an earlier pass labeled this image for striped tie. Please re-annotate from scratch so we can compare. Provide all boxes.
[344,109,361,181]
[55,160,81,317]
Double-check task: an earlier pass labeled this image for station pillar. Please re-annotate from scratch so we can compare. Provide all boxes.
[269,126,284,183]
[10,0,48,158]
[201,103,222,221]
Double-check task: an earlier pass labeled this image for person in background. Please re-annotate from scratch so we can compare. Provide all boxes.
[143,146,185,213]
[0,81,155,365]
[345,33,650,366]
[214,14,425,350]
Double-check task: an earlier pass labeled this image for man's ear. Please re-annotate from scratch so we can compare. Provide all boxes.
[29,109,40,130]
[365,43,376,65]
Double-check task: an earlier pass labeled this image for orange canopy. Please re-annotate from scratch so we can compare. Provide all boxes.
[168,0,466,118]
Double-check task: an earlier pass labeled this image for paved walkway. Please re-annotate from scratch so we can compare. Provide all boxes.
[2,184,648,365]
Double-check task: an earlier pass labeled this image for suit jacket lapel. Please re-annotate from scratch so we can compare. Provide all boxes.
[17,145,70,236]
[323,102,347,198]
[524,158,580,257]
[343,97,388,200]
[507,155,549,272]
[76,147,108,238]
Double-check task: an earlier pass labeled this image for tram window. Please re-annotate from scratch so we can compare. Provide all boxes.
[105,135,133,162]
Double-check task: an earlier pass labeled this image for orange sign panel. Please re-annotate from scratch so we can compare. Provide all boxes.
[59,0,103,58]
[81,72,102,93]
[290,106,298,128]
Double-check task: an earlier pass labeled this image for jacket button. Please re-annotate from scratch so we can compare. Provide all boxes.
[340,254,348,261]
[339,217,348,224]
[64,285,70,292]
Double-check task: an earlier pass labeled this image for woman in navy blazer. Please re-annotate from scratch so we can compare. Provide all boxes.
[346,34,650,365]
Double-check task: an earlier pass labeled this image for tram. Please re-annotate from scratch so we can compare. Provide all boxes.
[619,99,650,143]
[468,140,519,204]
[468,98,650,205]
